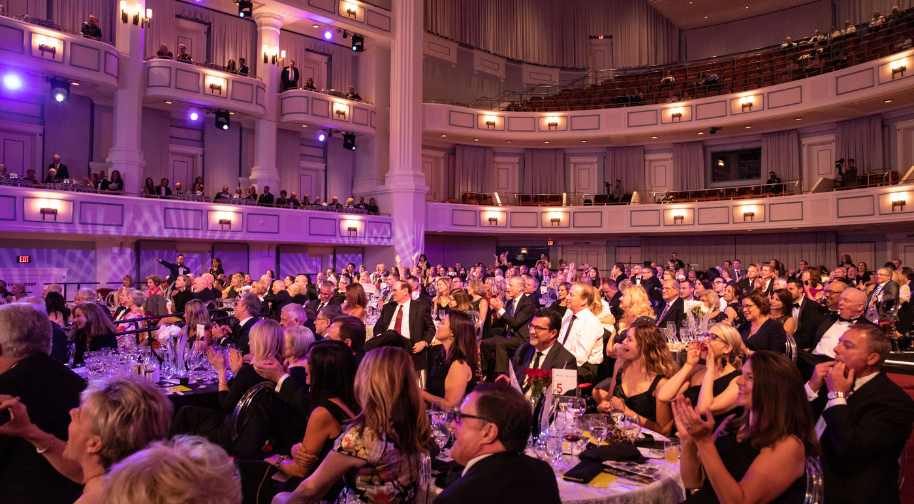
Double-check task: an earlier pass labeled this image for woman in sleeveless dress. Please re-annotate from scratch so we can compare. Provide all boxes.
[768,288,797,336]
[596,320,677,433]
[422,311,478,410]
[675,351,817,504]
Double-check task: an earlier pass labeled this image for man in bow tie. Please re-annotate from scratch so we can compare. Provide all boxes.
[787,278,825,350]
[804,324,914,504]
[797,287,875,381]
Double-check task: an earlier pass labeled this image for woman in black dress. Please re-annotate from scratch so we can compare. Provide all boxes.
[596,321,677,433]
[170,274,194,314]
[723,283,744,327]
[209,257,224,278]
[69,302,117,365]
[431,277,451,323]
[656,323,742,435]
[769,288,797,336]
[738,291,788,354]
[675,351,816,504]
[548,281,571,319]
[422,311,478,410]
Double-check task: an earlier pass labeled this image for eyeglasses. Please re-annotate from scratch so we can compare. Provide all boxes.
[454,411,490,427]
[528,324,551,333]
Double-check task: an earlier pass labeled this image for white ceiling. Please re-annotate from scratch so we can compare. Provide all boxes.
[649,0,819,30]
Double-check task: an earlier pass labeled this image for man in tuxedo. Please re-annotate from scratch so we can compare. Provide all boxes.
[155,254,190,286]
[731,259,743,282]
[305,281,342,317]
[211,293,260,354]
[845,266,861,288]
[556,283,603,384]
[610,262,627,283]
[156,178,172,197]
[263,280,292,321]
[327,315,366,362]
[804,325,914,504]
[821,280,846,317]
[257,186,275,206]
[757,265,776,296]
[641,267,663,307]
[480,277,536,379]
[655,279,685,330]
[737,264,759,293]
[0,304,86,504]
[510,308,576,384]
[47,154,69,180]
[280,61,299,90]
[373,280,435,371]
[522,276,542,308]
[629,265,643,287]
[238,58,249,76]
[600,279,623,320]
[213,185,231,201]
[437,383,561,504]
[191,276,216,303]
[798,287,874,379]
[868,268,899,319]
[787,279,825,350]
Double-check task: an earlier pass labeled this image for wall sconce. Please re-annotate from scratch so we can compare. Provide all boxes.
[546,119,558,130]
[347,226,357,236]
[488,216,498,226]
[743,210,755,221]
[143,8,152,27]
[740,97,753,112]
[209,83,222,94]
[891,59,907,79]
[548,212,562,226]
[671,108,683,121]
[120,2,151,26]
[673,211,685,224]
[891,193,907,212]
[484,116,497,129]
[38,43,56,58]
[219,218,232,230]
[40,207,58,221]
[334,104,348,119]
[344,2,358,18]
[263,45,284,65]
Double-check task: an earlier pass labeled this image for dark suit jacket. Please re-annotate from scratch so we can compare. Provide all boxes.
[50,321,69,363]
[793,297,825,350]
[496,294,536,343]
[47,163,68,180]
[737,277,757,293]
[607,291,623,319]
[642,276,663,306]
[305,297,343,316]
[654,297,685,329]
[511,341,577,381]
[275,367,311,419]
[156,184,172,196]
[811,371,914,504]
[0,355,86,503]
[372,299,435,369]
[193,288,216,303]
[869,280,899,311]
[264,290,292,321]
[280,66,299,89]
[258,193,275,206]
[238,65,249,75]
[159,259,190,285]
[434,451,561,504]
[220,317,259,354]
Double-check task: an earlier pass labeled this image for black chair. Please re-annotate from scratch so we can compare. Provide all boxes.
[229,381,306,459]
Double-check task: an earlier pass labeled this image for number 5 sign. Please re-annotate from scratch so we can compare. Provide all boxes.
[552,369,576,396]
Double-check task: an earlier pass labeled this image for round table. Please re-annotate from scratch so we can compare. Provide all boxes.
[547,453,684,504]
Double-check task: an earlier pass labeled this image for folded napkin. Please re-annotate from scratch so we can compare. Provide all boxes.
[579,443,647,464]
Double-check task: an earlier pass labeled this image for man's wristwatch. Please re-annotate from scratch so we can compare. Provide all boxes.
[827,390,846,400]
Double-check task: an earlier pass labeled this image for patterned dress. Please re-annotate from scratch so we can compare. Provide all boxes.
[334,424,426,504]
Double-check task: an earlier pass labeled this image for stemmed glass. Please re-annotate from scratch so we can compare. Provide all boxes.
[621,415,642,444]
[610,398,626,427]
[568,397,586,419]
[589,416,607,446]
[431,422,451,459]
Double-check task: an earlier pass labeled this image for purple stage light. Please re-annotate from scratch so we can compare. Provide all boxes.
[189,110,200,121]
[3,73,22,90]
[324,29,333,40]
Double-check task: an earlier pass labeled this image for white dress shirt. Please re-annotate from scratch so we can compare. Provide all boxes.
[806,371,879,438]
[528,342,554,369]
[813,319,852,358]
[462,453,494,476]
[559,308,603,366]
[387,299,412,342]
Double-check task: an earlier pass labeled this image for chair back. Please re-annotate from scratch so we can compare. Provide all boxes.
[785,333,798,362]
[804,456,824,504]
[900,445,908,489]
[229,381,281,458]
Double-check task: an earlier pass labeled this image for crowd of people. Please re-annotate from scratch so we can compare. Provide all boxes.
[1,249,913,504]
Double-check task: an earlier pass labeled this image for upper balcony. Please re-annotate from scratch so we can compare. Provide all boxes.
[279,88,377,135]
[144,59,267,118]
[0,14,118,92]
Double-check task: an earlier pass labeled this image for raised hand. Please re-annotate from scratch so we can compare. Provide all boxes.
[228,348,244,375]
[0,395,35,438]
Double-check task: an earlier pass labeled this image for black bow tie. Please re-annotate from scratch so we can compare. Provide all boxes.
[837,316,861,324]
[793,303,801,309]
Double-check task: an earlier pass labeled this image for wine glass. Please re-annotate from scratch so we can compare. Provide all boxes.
[431,422,450,459]
[564,419,585,462]
[568,397,586,419]
[545,436,564,465]
[429,404,447,426]
[589,416,607,446]
[622,415,642,444]
[610,398,625,427]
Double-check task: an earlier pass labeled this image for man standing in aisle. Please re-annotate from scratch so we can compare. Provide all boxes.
[155,255,190,287]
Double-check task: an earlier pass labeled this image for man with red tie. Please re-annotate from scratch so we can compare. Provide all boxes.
[373,280,435,372]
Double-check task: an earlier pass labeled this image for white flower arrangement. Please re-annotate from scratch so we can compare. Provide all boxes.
[240,285,253,295]
[156,324,182,345]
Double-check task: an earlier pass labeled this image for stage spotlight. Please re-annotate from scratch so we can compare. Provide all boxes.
[317,129,327,142]
[215,110,230,130]
[343,132,356,151]
[50,78,70,102]
[351,34,364,52]
[237,0,252,17]
[324,28,333,40]
[189,110,200,121]
[3,73,22,90]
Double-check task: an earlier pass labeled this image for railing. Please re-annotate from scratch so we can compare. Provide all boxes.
[280,86,375,107]
[457,10,914,111]
[651,181,802,204]
[144,56,263,81]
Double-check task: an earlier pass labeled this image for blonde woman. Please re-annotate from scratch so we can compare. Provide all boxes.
[225,273,244,299]
[656,323,743,435]
[466,279,488,330]
[613,285,655,335]
[358,272,377,295]
[181,299,213,344]
[432,277,451,322]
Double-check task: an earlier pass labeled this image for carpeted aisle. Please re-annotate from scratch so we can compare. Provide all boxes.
[889,374,914,504]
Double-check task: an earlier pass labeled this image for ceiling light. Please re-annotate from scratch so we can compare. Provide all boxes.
[302,124,307,127]
[440,134,446,137]
[317,129,327,142]
[343,132,356,151]
[50,78,70,102]
[885,99,893,103]
[165,101,172,104]
[651,136,658,139]
[312,23,320,28]
[745,126,751,129]
[189,110,199,121]
[544,141,550,144]
[698,132,704,135]
[795,117,802,121]
[474,138,479,141]
[215,109,230,130]
[71,82,79,86]
[324,29,333,40]
[229,111,234,115]
[581,140,586,143]
[506,140,512,143]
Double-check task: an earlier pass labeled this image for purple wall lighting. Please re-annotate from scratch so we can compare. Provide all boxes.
[189,109,200,121]
[324,29,333,40]
[3,73,22,90]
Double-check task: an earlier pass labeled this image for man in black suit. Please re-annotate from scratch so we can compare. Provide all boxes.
[406,276,430,304]
[757,265,776,296]
[213,184,231,201]
[737,264,759,293]
[798,287,874,380]
[804,325,914,504]
[191,276,216,303]
[655,279,685,330]
[156,177,172,197]
[437,383,561,504]
[868,268,899,320]
[600,279,623,320]
[280,61,299,90]
[263,280,292,321]
[372,280,435,371]
[610,262,627,283]
[641,267,663,307]
[257,186,275,206]
[238,58,249,76]
[47,154,69,180]
[155,254,190,286]
[787,278,825,350]
[510,308,577,383]
[327,315,366,364]
[480,276,536,379]
[0,304,86,504]
[212,293,260,354]
[305,281,342,319]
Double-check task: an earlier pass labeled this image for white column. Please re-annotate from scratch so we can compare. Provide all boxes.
[250,13,284,193]
[377,0,426,261]
[106,2,147,193]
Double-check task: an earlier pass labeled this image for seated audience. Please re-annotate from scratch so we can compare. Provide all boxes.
[675,351,817,504]
[435,382,561,504]
[99,435,241,504]
[156,44,173,58]
[0,303,87,503]
[283,325,314,368]
[211,293,262,353]
[70,302,117,365]
[346,86,362,101]
[768,288,797,335]
[509,308,577,386]
[238,58,249,76]
[341,283,368,322]
[596,321,676,433]
[273,347,435,503]
[81,15,102,41]
[177,44,192,63]
[0,376,172,504]
[422,311,478,410]
[304,77,317,90]
[738,290,788,353]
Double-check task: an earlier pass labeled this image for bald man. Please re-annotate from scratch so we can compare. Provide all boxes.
[798,287,877,380]
[264,280,292,321]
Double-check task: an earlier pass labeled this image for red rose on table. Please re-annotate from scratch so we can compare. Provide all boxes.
[523,368,552,400]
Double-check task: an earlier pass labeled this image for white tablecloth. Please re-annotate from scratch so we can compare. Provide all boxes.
[549,456,684,504]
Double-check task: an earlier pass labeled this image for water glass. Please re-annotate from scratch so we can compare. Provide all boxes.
[568,397,586,419]
[621,415,642,443]
[664,438,681,463]
[431,423,450,459]
[546,436,564,465]
[589,416,607,446]
[610,398,625,426]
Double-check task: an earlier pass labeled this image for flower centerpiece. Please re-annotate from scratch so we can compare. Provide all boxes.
[523,368,553,402]
[684,300,711,337]
[155,324,187,377]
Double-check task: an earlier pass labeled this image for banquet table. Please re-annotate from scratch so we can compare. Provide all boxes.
[543,450,685,504]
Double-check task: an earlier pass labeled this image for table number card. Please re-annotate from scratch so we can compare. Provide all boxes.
[552,368,577,395]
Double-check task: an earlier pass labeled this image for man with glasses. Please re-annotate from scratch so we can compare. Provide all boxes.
[868,268,899,321]
[655,279,685,330]
[509,309,576,386]
[600,279,622,319]
[311,305,342,339]
[436,383,561,504]
[373,280,435,372]
[305,281,342,319]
